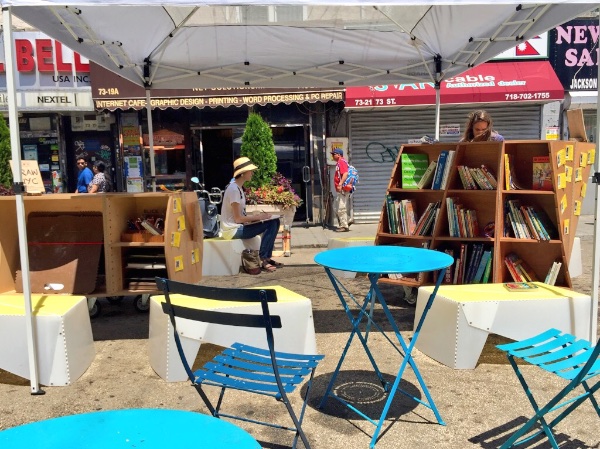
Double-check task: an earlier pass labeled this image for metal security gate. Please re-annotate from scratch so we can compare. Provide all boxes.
[348,104,543,223]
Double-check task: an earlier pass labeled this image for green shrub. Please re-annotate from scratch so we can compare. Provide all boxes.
[240,112,277,189]
[0,115,12,189]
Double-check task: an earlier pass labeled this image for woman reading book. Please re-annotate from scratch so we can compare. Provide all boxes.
[221,157,282,272]
[460,110,504,143]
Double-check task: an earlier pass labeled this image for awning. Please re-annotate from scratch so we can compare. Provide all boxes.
[345,61,564,109]
[90,62,343,111]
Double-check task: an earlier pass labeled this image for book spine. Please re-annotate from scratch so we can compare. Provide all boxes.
[417,160,437,189]
[432,151,448,190]
[480,165,498,189]
[473,249,491,283]
[440,150,455,189]
[481,249,493,283]
[504,154,511,190]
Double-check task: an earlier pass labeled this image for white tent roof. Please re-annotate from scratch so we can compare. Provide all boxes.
[4,1,598,90]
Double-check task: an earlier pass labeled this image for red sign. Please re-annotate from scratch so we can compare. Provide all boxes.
[0,38,89,73]
[345,61,564,108]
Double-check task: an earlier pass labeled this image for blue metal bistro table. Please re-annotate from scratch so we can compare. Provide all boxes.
[0,408,260,449]
[315,246,453,448]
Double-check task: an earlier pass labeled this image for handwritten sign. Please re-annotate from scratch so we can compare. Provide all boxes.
[9,159,44,194]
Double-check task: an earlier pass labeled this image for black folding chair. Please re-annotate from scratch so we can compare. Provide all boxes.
[496,328,600,449]
[155,277,323,449]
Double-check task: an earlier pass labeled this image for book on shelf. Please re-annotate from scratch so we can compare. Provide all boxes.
[532,155,553,191]
[442,248,455,284]
[464,243,484,284]
[481,249,493,283]
[417,160,437,189]
[401,153,429,189]
[544,261,562,286]
[413,201,440,236]
[403,200,418,235]
[504,252,538,283]
[480,165,498,189]
[385,195,398,234]
[432,151,449,190]
[472,249,492,283]
[504,154,525,190]
[531,207,559,240]
[440,150,455,189]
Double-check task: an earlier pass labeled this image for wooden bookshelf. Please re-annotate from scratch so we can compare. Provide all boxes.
[375,140,595,289]
[0,192,202,296]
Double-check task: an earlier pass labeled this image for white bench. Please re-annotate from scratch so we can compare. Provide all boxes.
[148,285,317,382]
[414,283,592,369]
[327,237,375,278]
[0,294,95,386]
[202,236,260,276]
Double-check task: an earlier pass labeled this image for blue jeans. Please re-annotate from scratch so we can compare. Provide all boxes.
[233,218,280,260]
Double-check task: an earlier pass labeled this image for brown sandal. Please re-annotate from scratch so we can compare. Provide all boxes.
[266,258,284,268]
[261,261,277,272]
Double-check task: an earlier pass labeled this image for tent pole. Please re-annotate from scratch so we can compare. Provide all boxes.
[2,6,43,395]
[434,85,441,141]
[145,89,156,192]
[590,8,600,341]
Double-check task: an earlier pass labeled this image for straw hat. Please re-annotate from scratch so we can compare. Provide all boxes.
[233,157,258,178]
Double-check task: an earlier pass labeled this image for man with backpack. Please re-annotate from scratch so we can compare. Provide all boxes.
[331,148,356,232]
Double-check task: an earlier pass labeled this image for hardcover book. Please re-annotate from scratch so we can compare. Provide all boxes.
[401,153,429,189]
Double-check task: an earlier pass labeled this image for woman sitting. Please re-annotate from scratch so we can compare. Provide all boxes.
[221,157,282,273]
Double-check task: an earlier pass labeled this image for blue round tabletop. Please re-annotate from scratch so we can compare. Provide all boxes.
[314,246,453,274]
[0,409,260,449]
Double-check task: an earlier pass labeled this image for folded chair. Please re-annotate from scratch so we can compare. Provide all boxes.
[155,277,324,449]
[496,328,600,449]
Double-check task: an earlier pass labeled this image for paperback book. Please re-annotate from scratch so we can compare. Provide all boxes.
[532,156,552,191]
[401,153,429,189]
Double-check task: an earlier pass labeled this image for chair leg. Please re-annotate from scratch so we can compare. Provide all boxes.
[501,356,562,449]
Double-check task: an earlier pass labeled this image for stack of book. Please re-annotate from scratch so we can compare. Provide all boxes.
[413,201,441,236]
[505,200,556,241]
[504,252,538,282]
[456,165,497,190]
[446,197,479,238]
[451,243,492,284]
[385,196,419,235]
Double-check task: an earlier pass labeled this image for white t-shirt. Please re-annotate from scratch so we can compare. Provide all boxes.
[221,182,246,239]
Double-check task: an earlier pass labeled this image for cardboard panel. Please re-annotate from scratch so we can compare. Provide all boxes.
[15,213,103,294]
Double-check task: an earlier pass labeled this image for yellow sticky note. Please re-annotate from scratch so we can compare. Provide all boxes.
[565,144,574,161]
[588,148,596,164]
[173,198,182,213]
[560,194,567,214]
[177,215,186,231]
[580,152,588,167]
[191,248,200,264]
[563,219,570,235]
[171,231,181,248]
[574,200,581,216]
[582,183,587,198]
[557,172,566,189]
[556,149,566,168]
[51,155,59,162]
[575,167,583,182]
[565,165,573,182]
[174,255,184,272]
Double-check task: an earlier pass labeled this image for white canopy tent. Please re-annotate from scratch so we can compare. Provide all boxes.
[1,1,598,393]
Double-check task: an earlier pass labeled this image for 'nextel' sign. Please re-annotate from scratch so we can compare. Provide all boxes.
[38,95,72,104]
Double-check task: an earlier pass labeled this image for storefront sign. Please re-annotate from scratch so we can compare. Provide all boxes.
[549,19,598,91]
[345,61,564,108]
[0,32,90,89]
[0,91,94,111]
[91,62,344,110]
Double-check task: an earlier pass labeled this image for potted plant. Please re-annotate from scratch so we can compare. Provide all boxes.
[240,113,301,226]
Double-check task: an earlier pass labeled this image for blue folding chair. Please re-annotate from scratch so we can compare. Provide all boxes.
[155,277,324,449]
[496,328,600,449]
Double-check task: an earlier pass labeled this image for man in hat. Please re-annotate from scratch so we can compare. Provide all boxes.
[331,148,350,232]
[221,157,282,273]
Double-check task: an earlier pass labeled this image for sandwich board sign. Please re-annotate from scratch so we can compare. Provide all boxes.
[9,159,45,194]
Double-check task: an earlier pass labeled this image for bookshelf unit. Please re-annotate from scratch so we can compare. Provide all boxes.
[0,192,202,297]
[375,140,595,289]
